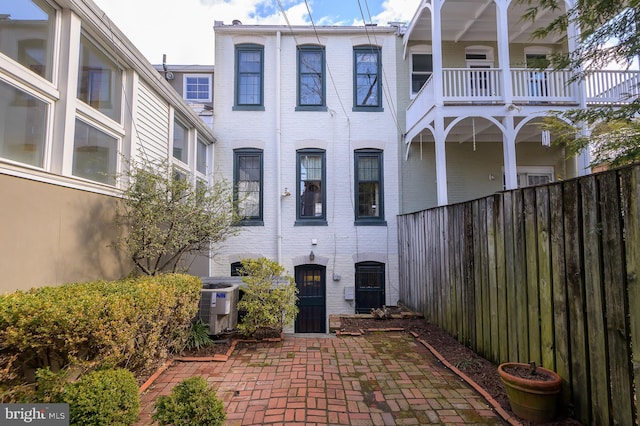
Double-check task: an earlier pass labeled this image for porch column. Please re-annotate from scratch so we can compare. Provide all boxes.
[432,0,444,106]
[502,115,518,189]
[495,0,513,104]
[435,113,448,205]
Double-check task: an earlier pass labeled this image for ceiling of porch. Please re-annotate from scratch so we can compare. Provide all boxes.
[407,0,565,44]
[412,116,549,145]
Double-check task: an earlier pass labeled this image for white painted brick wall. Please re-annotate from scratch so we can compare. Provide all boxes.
[212,27,402,327]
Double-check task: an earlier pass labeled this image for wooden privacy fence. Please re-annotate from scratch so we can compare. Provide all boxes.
[397,164,640,426]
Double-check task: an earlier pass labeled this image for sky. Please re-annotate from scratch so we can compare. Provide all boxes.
[90,0,421,65]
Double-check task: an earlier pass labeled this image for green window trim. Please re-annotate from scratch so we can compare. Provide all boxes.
[353,46,383,112]
[234,44,264,110]
[234,148,264,225]
[296,148,327,226]
[354,149,386,225]
[297,45,326,110]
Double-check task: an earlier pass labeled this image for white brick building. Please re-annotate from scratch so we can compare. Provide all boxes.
[211,22,403,332]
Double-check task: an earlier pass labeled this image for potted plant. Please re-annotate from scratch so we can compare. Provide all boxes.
[498,361,562,423]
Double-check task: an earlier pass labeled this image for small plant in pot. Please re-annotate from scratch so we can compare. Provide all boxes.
[498,361,562,423]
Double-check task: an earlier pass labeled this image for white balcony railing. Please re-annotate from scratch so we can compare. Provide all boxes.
[511,69,574,102]
[442,68,502,102]
[406,68,640,137]
[586,70,640,105]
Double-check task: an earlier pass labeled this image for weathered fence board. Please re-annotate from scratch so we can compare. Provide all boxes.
[621,167,640,426]
[581,176,609,426]
[563,179,590,422]
[397,164,639,426]
[536,186,554,371]
[599,172,634,425]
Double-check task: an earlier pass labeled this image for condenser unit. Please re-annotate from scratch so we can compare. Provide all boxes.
[197,280,240,335]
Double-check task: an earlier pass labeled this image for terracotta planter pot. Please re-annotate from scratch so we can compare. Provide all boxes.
[498,362,562,423]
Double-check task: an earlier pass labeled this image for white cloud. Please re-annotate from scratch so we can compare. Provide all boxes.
[93,0,421,64]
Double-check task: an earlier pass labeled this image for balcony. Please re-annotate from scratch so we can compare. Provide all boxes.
[407,68,640,136]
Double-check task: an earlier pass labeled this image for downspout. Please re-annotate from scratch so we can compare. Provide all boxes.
[276,31,283,264]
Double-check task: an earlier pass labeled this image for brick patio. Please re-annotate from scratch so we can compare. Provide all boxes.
[137,332,503,425]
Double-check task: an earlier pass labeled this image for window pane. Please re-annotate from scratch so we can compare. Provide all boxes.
[0,80,47,167]
[173,120,188,162]
[237,48,262,105]
[299,49,323,106]
[413,54,432,72]
[0,0,55,80]
[73,120,117,185]
[196,139,207,174]
[235,151,262,221]
[355,50,380,107]
[358,182,380,217]
[185,76,210,101]
[355,150,383,221]
[77,35,122,121]
[299,153,323,218]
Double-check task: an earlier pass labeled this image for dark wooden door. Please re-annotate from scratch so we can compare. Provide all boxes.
[295,265,326,333]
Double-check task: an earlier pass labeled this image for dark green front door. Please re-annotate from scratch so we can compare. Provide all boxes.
[295,265,326,333]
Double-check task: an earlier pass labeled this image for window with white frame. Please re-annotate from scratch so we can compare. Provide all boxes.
[183,74,212,102]
[172,119,189,164]
[196,138,207,175]
[77,34,122,122]
[504,166,554,189]
[72,119,118,185]
[410,51,432,96]
[0,0,56,81]
[0,79,48,168]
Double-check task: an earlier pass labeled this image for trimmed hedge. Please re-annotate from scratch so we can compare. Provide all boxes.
[0,274,201,386]
[63,368,140,426]
[153,376,225,426]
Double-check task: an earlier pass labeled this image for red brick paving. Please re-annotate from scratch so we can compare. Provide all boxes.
[137,333,502,425]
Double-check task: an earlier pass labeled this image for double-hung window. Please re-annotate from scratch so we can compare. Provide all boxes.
[234,149,263,225]
[411,53,432,96]
[297,149,326,225]
[353,46,382,111]
[355,149,384,224]
[234,44,264,110]
[297,45,326,111]
[183,75,212,102]
[196,138,208,175]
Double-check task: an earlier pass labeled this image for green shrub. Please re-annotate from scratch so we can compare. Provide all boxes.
[153,376,225,426]
[62,368,139,426]
[0,274,201,387]
[236,258,298,338]
[185,319,214,351]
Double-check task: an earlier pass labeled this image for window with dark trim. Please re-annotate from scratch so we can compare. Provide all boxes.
[234,148,263,225]
[231,262,243,276]
[355,149,385,224]
[355,261,385,313]
[234,44,264,110]
[297,45,326,111]
[353,46,382,111]
[296,149,326,225]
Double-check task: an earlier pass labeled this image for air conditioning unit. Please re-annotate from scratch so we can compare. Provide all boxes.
[197,280,240,335]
